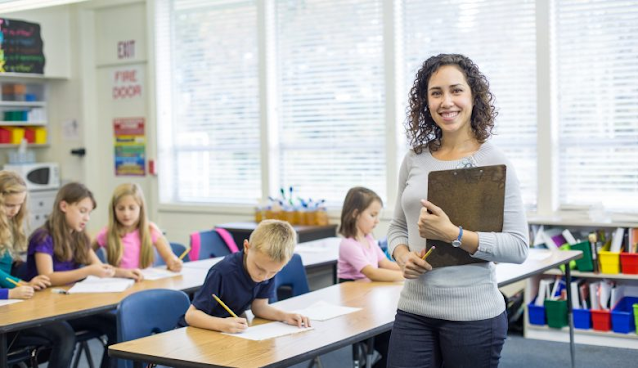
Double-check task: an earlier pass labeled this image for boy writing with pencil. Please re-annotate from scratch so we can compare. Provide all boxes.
[179,219,310,333]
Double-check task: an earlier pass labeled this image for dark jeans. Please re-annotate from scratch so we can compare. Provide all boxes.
[69,313,117,368]
[387,309,507,368]
[10,322,75,368]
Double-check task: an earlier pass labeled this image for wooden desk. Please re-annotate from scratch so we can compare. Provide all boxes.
[295,237,340,284]
[109,249,582,368]
[218,222,337,248]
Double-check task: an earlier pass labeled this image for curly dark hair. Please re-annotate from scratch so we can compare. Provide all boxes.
[406,54,497,154]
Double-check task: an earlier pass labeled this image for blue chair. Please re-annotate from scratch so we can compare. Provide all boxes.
[190,230,233,260]
[271,253,310,303]
[95,247,107,263]
[153,242,191,266]
[116,289,190,368]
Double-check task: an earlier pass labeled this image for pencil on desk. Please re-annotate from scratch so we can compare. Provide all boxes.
[178,247,191,261]
[5,277,22,287]
[421,246,435,260]
[212,294,238,318]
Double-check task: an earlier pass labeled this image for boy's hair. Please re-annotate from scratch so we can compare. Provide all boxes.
[249,219,296,262]
[338,187,383,239]
[0,170,28,255]
[34,182,96,264]
[106,183,154,268]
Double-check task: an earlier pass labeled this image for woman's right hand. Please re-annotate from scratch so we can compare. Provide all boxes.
[27,275,51,290]
[86,263,116,278]
[220,317,248,333]
[394,245,432,279]
[8,286,34,299]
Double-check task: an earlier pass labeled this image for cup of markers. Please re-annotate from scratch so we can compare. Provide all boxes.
[254,187,329,226]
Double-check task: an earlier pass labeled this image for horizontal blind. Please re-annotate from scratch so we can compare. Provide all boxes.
[555,0,638,212]
[275,0,386,206]
[156,0,261,204]
[401,0,538,209]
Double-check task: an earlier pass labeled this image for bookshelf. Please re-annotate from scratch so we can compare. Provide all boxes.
[524,218,638,349]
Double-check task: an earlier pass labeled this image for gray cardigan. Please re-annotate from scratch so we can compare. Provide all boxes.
[387,142,529,321]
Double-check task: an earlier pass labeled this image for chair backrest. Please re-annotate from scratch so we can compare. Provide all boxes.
[95,247,107,263]
[190,230,234,260]
[116,289,190,342]
[271,253,309,303]
[153,242,190,266]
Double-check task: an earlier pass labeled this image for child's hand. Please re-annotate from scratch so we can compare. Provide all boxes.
[283,312,311,328]
[166,257,183,272]
[8,286,34,299]
[220,317,248,333]
[126,268,145,282]
[87,264,116,278]
[27,275,51,290]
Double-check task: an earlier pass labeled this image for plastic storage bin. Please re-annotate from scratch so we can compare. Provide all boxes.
[570,241,594,272]
[528,299,546,326]
[611,297,638,334]
[544,299,568,329]
[599,250,620,274]
[591,309,612,331]
[634,304,638,336]
[573,308,591,330]
[620,252,638,275]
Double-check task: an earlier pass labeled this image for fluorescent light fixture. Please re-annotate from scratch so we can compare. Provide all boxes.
[0,0,89,14]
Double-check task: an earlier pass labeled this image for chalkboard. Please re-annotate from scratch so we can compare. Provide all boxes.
[0,18,45,74]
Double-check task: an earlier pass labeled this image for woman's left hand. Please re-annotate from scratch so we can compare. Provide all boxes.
[418,200,457,242]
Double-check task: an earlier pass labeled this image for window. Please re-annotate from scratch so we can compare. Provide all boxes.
[401,0,538,209]
[156,0,261,204]
[555,0,638,212]
[274,0,386,205]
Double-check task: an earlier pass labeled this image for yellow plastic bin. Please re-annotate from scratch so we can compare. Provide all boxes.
[599,250,621,274]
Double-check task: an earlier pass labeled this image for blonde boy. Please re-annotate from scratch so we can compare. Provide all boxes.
[180,220,310,333]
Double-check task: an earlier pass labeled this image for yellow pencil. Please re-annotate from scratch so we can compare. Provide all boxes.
[178,247,191,261]
[5,277,22,287]
[212,294,238,318]
[421,246,436,260]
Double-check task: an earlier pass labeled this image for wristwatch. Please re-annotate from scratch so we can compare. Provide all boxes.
[451,226,463,248]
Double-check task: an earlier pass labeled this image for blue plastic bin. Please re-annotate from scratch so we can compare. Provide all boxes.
[573,308,591,330]
[611,296,638,334]
[528,299,546,326]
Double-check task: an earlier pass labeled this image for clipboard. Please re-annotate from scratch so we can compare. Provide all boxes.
[425,164,506,268]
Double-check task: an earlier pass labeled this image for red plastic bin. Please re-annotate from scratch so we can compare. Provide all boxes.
[591,309,612,331]
[620,252,638,275]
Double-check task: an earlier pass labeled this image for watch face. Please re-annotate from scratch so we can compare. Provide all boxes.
[452,240,461,248]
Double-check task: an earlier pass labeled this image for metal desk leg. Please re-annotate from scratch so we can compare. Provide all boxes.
[1,332,7,368]
[565,265,575,368]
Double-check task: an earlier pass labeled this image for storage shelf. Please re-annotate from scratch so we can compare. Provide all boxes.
[0,121,47,126]
[0,72,67,81]
[0,101,46,107]
[525,324,638,349]
[528,217,638,229]
[544,268,638,281]
[0,143,48,148]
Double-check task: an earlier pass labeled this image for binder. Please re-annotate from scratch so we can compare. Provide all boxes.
[425,164,506,268]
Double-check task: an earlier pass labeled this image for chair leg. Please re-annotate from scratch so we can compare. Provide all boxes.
[72,341,96,368]
[307,356,323,368]
[83,341,95,368]
[365,338,375,368]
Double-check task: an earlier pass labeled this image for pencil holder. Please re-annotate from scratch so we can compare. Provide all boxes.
[570,241,594,272]
[527,299,546,326]
[620,252,638,274]
[573,308,591,330]
[611,297,638,334]
[599,250,620,274]
[544,299,568,329]
[591,309,612,331]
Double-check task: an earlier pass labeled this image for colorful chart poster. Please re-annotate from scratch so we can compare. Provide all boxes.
[113,117,145,176]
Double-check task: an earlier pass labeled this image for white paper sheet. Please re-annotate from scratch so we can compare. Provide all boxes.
[140,268,181,280]
[292,301,361,321]
[67,276,134,293]
[182,258,223,269]
[223,322,314,341]
[0,299,23,307]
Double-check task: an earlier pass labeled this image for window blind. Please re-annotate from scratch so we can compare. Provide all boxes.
[156,0,261,204]
[555,0,638,212]
[401,0,538,209]
[274,0,386,206]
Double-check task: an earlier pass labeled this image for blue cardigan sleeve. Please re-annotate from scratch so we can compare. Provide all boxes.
[0,288,8,299]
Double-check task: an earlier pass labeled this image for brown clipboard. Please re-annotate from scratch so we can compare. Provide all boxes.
[425,164,506,268]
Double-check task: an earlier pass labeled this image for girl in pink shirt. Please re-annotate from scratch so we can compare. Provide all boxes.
[94,183,182,281]
[337,187,402,282]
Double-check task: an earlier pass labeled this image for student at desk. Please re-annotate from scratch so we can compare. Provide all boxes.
[25,182,118,368]
[178,219,310,333]
[386,54,529,368]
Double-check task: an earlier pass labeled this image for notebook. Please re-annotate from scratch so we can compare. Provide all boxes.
[425,164,506,268]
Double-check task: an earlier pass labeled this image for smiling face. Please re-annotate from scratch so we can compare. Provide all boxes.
[2,191,26,219]
[427,64,474,136]
[61,197,94,232]
[243,241,288,283]
[355,199,382,238]
[114,194,141,231]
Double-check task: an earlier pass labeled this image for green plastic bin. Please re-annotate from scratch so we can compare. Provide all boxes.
[544,299,568,329]
[570,241,594,272]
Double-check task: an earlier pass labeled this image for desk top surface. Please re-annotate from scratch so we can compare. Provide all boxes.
[110,282,403,368]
